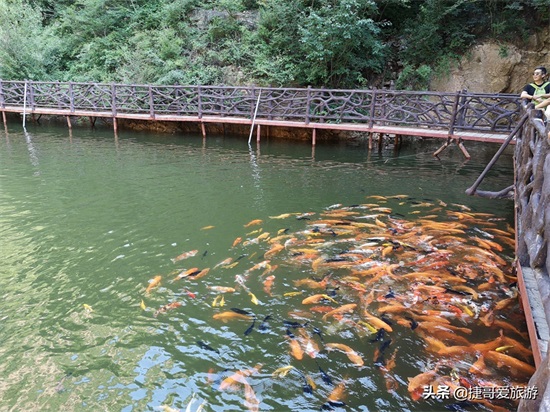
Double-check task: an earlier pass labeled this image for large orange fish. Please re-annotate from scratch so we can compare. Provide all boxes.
[244,219,263,227]
[145,275,162,293]
[174,267,200,280]
[219,364,262,391]
[154,301,182,317]
[288,337,304,360]
[362,309,393,332]
[213,311,254,322]
[322,303,357,321]
[171,249,198,263]
[325,342,364,366]
[263,275,275,296]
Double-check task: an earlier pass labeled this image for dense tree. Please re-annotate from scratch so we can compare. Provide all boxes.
[0,0,548,88]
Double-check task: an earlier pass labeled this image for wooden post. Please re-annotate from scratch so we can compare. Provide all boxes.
[111,83,117,135]
[256,124,261,142]
[149,85,155,119]
[200,122,206,138]
[458,139,471,159]
[69,82,75,113]
[66,116,72,129]
[448,90,461,137]
[0,80,4,109]
[368,132,373,150]
[111,83,117,117]
[433,137,452,157]
[305,86,311,124]
[368,89,376,129]
[197,86,202,119]
[378,133,383,151]
[29,81,35,111]
[312,128,317,146]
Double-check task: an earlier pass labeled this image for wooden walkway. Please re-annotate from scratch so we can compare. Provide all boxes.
[0,80,521,147]
[1,105,511,145]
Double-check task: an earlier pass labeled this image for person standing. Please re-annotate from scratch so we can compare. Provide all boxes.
[520,66,550,109]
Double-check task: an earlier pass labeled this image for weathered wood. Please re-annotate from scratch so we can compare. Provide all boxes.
[0,80,521,134]
[515,101,550,412]
[465,111,529,195]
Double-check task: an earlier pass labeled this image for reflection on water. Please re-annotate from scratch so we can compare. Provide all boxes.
[0,124,526,411]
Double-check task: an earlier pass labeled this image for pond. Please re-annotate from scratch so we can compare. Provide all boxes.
[0,123,532,412]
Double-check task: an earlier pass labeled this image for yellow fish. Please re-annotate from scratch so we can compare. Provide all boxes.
[249,292,260,305]
[83,304,93,312]
[201,225,215,230]
[272,365,294,377]
[284,291,304,297]
[140,300,146,310]
[269,213,294,219]
[495,345,515,353]
[244,219,263,227]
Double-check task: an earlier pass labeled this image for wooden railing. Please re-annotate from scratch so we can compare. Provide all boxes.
[0,80,522,133]
[516,103,550,411]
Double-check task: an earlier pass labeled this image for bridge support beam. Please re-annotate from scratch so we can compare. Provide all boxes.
[312,128,316,146]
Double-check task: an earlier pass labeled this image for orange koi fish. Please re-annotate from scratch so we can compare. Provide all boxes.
[154,301,182,317]
[214,257,233,268]
[264,243,284,258]
[327,380,347,403]
[232,237,242,248]
[363,309,393,332]
[191,268,210,280]
[407,370,438,401]
[483,350,535,377]
[322,303,357,321]
[325,342,364,366]
[219,364,263,391]
[263,275,275,296]
[145,275,162,293]
[174,267,200,280]
[301,293,337,305]
[288,337,304,360]
[201,225,215,230]
[171,249,198,263]
[207,286,236,293]
[213,311,254,322]
[244,219,263,227]
[243,382,260,412]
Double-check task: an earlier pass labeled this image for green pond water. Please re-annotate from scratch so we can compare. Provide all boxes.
[0,123,530,412]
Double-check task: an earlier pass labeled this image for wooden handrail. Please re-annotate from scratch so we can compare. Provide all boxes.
[0,79,522,133]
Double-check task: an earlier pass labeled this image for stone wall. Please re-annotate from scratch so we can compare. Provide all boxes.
[430,28,550,94]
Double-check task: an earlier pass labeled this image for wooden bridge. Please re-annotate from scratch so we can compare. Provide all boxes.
[0,80,522,152]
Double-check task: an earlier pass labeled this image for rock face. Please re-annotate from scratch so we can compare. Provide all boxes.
[430,27,550,94]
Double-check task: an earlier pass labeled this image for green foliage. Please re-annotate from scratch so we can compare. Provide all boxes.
[0,0,547,88]
[0,0,62,80]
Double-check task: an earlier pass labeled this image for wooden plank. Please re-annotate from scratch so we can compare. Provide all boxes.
[0,105,512,144]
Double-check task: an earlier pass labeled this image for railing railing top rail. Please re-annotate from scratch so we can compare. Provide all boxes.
[0,79,522,133]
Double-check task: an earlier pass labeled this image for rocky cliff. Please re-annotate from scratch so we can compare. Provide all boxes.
[430,27,550,94]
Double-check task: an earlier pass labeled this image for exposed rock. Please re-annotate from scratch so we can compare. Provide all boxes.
[430,27,550,94]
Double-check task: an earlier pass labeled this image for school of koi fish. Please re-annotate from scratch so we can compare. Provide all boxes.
[142,195,534,412]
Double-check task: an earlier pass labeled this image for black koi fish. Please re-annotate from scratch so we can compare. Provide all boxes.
[244,318,256,336]
[312,326,325,344]
[405,316,419,330]
[284,320,309,329]
[231,308,254,317]
[315,360,333,385]
[321,400,346,410]
[197,340,220,354]
[370,328,386,343]
[259,315,272,331]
